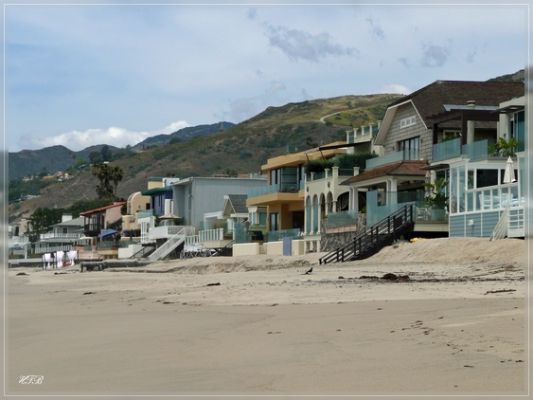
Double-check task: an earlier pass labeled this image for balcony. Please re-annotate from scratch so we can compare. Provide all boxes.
[432,139,489,163]
[365,151,404,169]
[432,138,461,162]
[247,182,304,206]
[306,168,353,182]
[462,140,488,162]
[266,228,302,242]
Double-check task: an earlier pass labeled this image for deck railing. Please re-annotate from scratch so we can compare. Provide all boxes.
[267,228,302,242]
[432,138,461,162]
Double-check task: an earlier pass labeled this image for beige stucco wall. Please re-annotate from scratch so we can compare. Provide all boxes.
[233,243,262,256]
[291,239,305,255]
[147,180,165,190]
[128,192,150,215]
[264,241,283,256]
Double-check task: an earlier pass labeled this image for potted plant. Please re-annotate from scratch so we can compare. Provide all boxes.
[489,137,518,158]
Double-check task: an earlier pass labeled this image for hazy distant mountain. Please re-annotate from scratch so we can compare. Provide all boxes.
[8,122,234,180]
[8,144,123,181]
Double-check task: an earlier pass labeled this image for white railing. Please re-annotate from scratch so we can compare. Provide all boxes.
[39,232,84,241]
[458,182,523,214]
[199,228,224,242]
[148,226,195,261]
[185,235,199,246]
[148,225,184,240]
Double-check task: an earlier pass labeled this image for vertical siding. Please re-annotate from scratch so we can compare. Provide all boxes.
[384,103,432,161]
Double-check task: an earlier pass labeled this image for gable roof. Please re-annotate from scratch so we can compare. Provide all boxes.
[223,194,248,216]
[375,80,524,145]
[52,216,84,227]
[79,202,125,216]
[341,160,427,185]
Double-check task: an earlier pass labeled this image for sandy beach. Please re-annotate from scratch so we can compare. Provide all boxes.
[5,237,528,397]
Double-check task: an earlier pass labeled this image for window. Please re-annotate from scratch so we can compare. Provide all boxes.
[398,136,420,160]
[442,130,461,140]
[399,115,416,129]
[476,169,498,188]
[270,169,280,185]
[269,213,279,231]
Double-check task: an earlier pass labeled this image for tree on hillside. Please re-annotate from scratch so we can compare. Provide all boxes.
[28,207,64,242]
[91,163,124,199]
[89,151,102,164]
[100,145,112,162]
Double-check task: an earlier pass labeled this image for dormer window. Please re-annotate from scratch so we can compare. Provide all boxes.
[399,115,416,129]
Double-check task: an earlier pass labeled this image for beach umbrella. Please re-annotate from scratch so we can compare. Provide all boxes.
[503,156,516,184]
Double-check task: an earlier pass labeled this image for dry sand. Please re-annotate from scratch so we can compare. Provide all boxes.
[5,237,529,398]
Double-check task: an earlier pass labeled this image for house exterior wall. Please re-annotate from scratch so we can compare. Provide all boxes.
[128,192,150,215]
[382,103,432,162]
[267,202,304,230]
[173,178,267,229]
[104,206,123,228]
[52,224,83,235]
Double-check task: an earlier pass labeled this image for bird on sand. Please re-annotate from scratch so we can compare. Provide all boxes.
[304,266,313,275]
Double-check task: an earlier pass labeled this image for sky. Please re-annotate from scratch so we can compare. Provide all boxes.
[5,4,529,152]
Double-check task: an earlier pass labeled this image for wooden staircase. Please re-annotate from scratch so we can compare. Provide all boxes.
[319,205,414,265]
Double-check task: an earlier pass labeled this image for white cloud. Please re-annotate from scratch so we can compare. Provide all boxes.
[380,84,410,95]
[27,120,189,151]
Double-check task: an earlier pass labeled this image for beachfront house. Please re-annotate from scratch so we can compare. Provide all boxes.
[245,142,348,242]
[318,80,524,264]
[304,123,381,253]
[183,194,251,255]
[343,80,524,231]
[171,176,267,231]
[432,95,527,237]
[132,176,266,260]
[234,141,365,256]
[17,214,88,257]
[80,201,125,258]
[121,191,151,238]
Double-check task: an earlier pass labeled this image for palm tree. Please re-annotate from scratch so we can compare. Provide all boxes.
[91,163,124,199]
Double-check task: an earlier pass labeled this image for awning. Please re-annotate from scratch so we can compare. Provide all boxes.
[98,229,118,238]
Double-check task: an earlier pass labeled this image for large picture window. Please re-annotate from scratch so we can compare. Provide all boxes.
[398,136,420,160]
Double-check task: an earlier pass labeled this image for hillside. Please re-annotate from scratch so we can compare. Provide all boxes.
[8,122,234,181]
[487,69,524,83]
[132,121,235,150]
[9,93,401,220]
